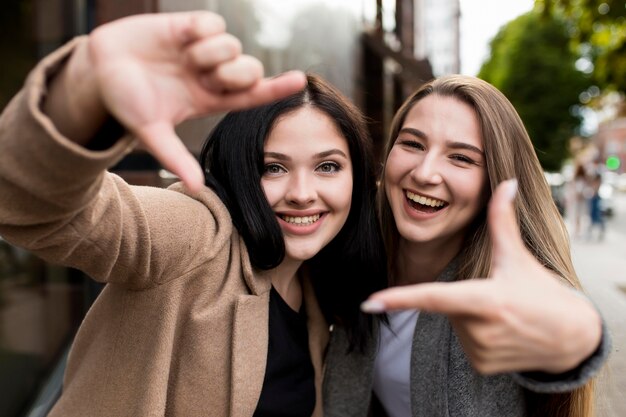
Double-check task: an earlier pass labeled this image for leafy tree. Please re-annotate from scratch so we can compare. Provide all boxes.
[539,0,626,93]
[479,11,588,171]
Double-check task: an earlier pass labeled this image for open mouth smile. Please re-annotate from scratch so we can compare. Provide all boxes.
[405,190,448,213]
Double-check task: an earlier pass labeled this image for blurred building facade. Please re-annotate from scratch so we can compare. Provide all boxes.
[0,1,459,415]
[593,117,626,174]
[414,0,461,76]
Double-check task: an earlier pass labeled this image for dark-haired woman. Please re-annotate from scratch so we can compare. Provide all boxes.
[0,12,385,417]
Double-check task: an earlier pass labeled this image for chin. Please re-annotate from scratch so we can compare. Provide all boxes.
[287,253,315,262]
[285,248,321,262]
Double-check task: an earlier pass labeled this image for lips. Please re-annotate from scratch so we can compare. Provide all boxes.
[279,213,321,225]
[277,212,326,236]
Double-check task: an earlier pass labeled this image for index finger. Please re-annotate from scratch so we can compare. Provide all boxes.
[203,70,307,112]
[361,280,496,316]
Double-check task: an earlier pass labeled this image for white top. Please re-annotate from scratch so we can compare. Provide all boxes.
[372,309,419,417]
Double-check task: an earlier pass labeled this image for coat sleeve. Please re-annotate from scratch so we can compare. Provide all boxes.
[0,37,233,290]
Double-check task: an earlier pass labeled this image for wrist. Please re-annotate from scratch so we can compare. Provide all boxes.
[546,297,602,374]
[43,38,108,145]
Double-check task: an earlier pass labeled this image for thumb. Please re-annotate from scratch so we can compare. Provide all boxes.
[135,122,205,194]
[488,179,523,267]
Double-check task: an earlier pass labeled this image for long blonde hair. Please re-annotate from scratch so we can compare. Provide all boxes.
[377,75,593,417]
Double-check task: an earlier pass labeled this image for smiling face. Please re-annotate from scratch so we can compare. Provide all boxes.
[384,94,489,252]
[261,106,353,263]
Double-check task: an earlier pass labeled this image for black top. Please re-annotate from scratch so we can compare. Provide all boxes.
[253,286,316,417]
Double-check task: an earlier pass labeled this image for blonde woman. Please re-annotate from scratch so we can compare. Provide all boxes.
[324,75,608,417]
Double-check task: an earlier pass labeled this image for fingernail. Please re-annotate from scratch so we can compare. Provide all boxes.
[360,299,386,314]
[503,179,518,202]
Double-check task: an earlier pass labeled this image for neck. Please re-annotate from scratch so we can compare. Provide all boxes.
[271,258,304,311]
[393,237,463,286]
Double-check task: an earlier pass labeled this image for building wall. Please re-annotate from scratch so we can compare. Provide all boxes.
[414,0,460,76]
[594,118,626,173]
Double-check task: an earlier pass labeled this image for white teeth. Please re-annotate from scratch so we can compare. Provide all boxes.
[406,191,445,208]
[281,214,321,225]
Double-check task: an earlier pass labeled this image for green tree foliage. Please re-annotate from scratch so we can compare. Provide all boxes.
[539,0,626,93]
[479,11,588,171]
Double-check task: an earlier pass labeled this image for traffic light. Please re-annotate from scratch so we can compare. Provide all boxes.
[606,155,620,170]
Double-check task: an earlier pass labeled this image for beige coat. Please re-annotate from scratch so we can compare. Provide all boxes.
[0,39,328,417]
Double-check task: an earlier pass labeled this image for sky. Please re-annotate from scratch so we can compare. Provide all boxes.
[459,0,535,75]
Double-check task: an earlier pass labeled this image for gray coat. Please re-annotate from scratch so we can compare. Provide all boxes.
[323,261,610,417]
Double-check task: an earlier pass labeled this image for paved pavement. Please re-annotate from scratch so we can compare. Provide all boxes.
[567,192,626,416]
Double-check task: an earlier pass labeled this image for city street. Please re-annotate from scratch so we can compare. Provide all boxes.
[568,191,626,416]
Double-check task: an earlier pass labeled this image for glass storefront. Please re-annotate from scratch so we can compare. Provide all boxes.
[0,239,94,416]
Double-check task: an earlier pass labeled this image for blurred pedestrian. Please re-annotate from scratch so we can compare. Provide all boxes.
[570,163,590,237]
[587,173,606,241]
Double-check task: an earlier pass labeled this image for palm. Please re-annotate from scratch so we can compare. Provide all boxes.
[86,12,305,192]
[92,22,208,128]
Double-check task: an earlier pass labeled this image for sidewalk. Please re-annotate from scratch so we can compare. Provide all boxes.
[569,220,626,416]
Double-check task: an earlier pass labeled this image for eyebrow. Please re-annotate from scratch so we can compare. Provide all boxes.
[398,127,484,156]
[264,149,349,160]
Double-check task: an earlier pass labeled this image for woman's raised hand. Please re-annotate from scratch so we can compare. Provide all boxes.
[362,180,602,375]
[45,11,306,193]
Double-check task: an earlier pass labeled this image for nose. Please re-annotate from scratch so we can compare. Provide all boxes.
[285,171,317,206]
[410,154,443,185]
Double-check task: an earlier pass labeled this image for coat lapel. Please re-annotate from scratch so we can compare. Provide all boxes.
[410,311,452,416]
[410,259,458,417]
[230,291,271,417]
[229,240,272,417]
[302,274,329,417]
[322,320,378,417]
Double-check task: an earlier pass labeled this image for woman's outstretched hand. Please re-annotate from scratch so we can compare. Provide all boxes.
[44,11,306,193]
[361,180,602,375]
